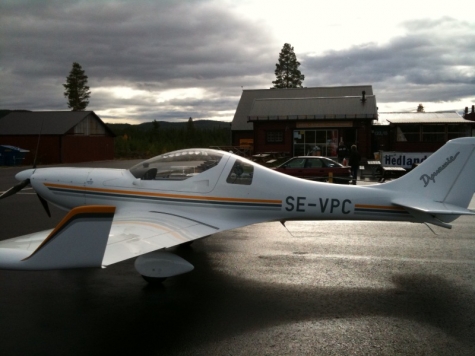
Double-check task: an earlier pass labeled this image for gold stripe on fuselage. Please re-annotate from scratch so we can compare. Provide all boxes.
[44,183,282,206]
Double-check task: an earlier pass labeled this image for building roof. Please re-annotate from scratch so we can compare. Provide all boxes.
[0,111,114,135]
[232,85,374,130]
[248,96,377,120]
[377,112,471,125]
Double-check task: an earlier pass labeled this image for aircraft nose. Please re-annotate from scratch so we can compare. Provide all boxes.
[15,169,35,182]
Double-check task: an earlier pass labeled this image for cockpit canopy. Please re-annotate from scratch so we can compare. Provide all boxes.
[129,149,225,181]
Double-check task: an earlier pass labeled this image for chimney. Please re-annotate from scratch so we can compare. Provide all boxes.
[361,91,366,104]
[463,105,475,121]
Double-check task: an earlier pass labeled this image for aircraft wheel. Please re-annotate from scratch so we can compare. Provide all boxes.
[142,275,167,284]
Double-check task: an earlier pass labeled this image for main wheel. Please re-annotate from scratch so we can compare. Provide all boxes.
[142,275,167,284]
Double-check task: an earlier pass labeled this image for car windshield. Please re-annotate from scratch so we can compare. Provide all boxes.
[322,158,343,168]
[129,149,225,180]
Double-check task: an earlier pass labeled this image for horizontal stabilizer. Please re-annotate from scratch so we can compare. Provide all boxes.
[392,198,475,229]
[392,198,475,216]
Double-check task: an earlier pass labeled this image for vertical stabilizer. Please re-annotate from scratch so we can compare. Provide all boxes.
[383,138,475,208]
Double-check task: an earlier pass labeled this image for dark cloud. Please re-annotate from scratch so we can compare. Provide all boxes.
[1,0,276,83]
[301,18,475,105]
[0,0,277,120]
[1,1,474,122]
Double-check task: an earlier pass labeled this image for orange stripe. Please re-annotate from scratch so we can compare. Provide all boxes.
[23,205,116,261]
[44,183,281,204]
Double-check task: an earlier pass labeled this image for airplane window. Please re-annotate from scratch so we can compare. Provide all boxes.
[226,159,253,185]
[129,149,224,180]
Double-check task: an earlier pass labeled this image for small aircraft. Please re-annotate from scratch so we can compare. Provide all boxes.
[0,137,474,282]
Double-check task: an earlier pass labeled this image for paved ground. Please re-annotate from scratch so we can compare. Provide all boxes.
[1,162,475,355]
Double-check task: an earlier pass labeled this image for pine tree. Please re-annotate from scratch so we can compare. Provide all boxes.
[63,62,91,111]
[272,43,305,88]
[186,117,196,145]
[186,117,195,133]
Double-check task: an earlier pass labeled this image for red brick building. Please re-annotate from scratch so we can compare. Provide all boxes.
[0,111,115,165]
[231,86,377,159]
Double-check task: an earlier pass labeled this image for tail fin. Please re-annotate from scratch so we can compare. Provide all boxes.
[384,137,475,208]
[381,138,475,228]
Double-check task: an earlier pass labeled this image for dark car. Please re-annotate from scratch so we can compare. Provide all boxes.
[273,156,351,184]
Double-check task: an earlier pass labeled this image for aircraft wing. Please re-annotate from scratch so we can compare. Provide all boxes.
[0,205,222,270]
[102,208,220,266]
[0,206,115,269]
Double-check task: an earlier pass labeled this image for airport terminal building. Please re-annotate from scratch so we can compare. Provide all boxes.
[231,86,475,161]
[231,86,376,159]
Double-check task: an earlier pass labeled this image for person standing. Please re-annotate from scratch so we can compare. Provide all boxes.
[349,145,361,185]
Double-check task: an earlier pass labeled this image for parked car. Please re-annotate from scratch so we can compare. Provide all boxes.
[273,156,351,184]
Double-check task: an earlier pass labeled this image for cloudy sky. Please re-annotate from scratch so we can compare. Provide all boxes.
[1,0,474,124]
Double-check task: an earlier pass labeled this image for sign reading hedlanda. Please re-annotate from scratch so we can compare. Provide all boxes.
[381,151,432,169]
[419,152,460,187]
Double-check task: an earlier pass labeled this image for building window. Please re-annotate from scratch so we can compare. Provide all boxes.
[293,129,338,157]
[396,125,420,142]
[448,124,470,140]
[422,124,445,142]
[397,124,471,142]
[266,130,284,143]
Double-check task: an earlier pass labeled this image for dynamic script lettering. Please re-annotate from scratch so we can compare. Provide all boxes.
[419,152,460,187]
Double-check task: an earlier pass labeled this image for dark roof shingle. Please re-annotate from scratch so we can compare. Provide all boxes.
[232,86,373,130]
[0,111,112,135]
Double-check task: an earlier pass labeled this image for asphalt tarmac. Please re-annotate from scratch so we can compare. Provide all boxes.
[1,161,475,355]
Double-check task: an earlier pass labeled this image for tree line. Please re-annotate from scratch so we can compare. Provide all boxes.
[108,118,231,158]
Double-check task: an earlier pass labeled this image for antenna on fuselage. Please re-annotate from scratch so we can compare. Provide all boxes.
[280,220,295,237]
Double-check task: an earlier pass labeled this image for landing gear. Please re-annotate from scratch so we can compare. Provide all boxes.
[141,275,167,284]
[135,251,194,284]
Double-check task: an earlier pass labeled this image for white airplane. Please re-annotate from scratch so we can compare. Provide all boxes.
[0,137,474,283]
